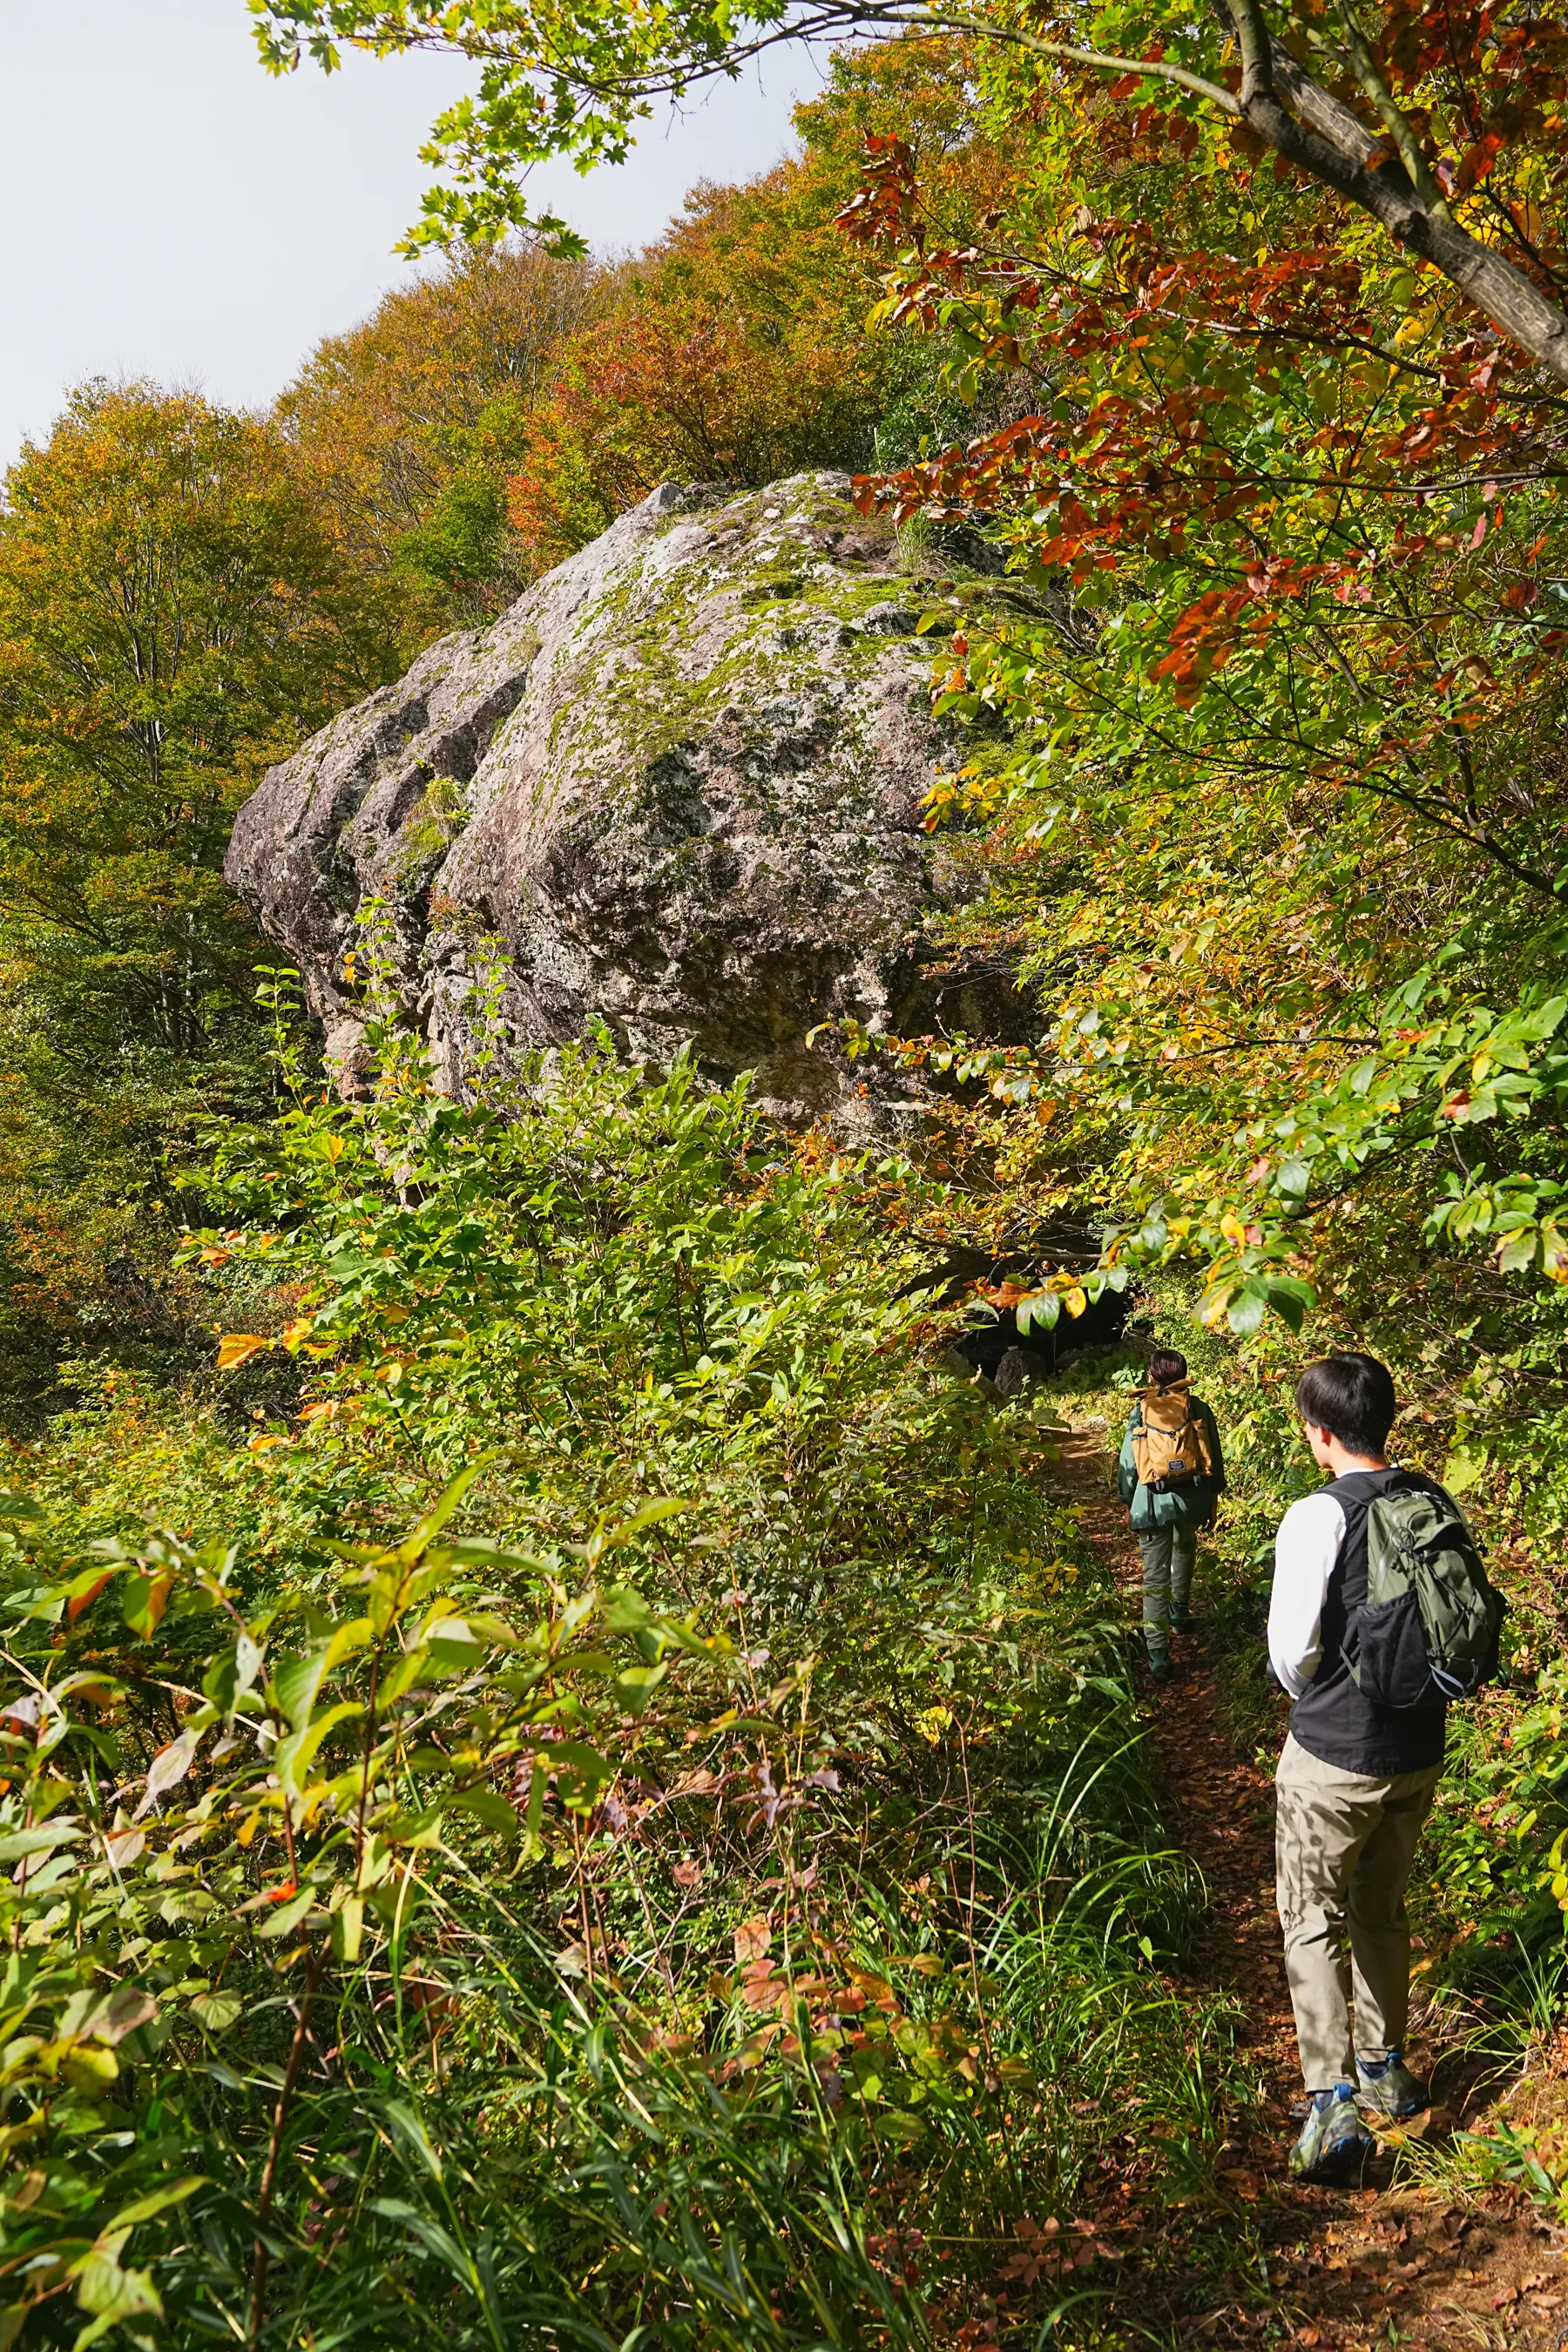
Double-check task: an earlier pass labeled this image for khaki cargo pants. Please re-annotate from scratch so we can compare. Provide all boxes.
[1274,1731,1442,2092]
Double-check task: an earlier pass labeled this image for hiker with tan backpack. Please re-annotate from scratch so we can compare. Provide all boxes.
[1118,1349,1225,1683]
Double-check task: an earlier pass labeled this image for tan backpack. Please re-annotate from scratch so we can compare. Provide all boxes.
[1131,1383,1215,1490]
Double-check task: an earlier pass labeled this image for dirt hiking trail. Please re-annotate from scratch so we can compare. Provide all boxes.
[1046,1428,1568,2349]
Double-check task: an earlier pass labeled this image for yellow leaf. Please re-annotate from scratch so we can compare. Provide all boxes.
[60,2043,118,2093]
[217,1334,272,1371]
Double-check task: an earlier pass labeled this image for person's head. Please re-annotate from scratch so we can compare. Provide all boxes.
[1148,1348,1187,1394]
[1294,1352,1396,1467]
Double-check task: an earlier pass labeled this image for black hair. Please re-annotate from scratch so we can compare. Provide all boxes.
[1294,1353,1396,1456]
[1148,1348,1187,1393]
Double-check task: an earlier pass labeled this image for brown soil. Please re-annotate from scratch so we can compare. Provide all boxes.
[1045,1428,1568,2349]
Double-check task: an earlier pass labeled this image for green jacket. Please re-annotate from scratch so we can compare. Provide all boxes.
[1117,1389,1226,1531]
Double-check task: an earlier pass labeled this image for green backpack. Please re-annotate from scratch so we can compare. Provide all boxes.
[1346,1478,1507,1708]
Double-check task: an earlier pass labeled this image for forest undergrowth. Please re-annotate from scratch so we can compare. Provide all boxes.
[0,943,1255,2352]
[7,926,1566,2350]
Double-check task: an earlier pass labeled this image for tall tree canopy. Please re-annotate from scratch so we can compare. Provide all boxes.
[835,66,1568,1354]
[0,384,384,1411]
[252,1,1568,379]
[504,51,1007,565]
[277,241,598,636]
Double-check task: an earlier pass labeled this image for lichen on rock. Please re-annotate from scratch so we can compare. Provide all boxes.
[226,470,1014,1134]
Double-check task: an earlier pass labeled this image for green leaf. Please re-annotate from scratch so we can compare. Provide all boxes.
[395,1456,498,1566]
[1225,1281,1267,1336]
[612,1661,668,1716]
[105,2178,207,2232]
[1014,1290,1061,1334]
[254,1887,317,1939]
[1443,1446,1488,1497]
[188,1991,243,2033]
[331,1896,365,1964]
[1263,1276,1315,1331]
[271,1646,331,1734]
[607,1497,689,1541]
[380,2100,443,2183]
[442,1786,520,1836]
[545,1740,613,1811]
[0,1821,83,1862]
[275,1700,362,1795]
[368,2198,475,2285]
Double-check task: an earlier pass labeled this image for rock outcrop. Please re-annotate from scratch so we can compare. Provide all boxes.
[226,471,1012,1132]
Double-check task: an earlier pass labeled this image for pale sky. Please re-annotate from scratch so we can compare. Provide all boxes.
[0,0,811,471]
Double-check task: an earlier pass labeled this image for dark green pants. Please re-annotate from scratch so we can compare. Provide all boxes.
[1139,1524,1195,1656]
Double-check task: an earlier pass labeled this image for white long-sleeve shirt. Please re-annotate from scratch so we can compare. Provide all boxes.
[1268,1490,1349,1699]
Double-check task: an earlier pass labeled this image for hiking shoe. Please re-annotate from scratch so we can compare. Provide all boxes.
[1147,1650,1173,1684]
[1288,2085,1375,2180]
[1356,2050,1428,2120]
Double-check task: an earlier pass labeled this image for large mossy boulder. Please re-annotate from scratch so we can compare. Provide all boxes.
[226,471,1012,1131]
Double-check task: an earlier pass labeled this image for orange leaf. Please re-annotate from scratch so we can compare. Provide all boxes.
[67,1573,112,1625]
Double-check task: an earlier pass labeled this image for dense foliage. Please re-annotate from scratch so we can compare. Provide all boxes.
[13,0,1568,2335]
[0,952,1228,2347]
[0,386,389,1424]
[507,47,1016,566]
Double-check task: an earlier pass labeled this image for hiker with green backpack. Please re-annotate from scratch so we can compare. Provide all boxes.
[1118,1349,1225,1684]
[1269,1352,1506,2183]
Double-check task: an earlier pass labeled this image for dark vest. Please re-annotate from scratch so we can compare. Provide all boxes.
[1290,1467,1447,1776]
